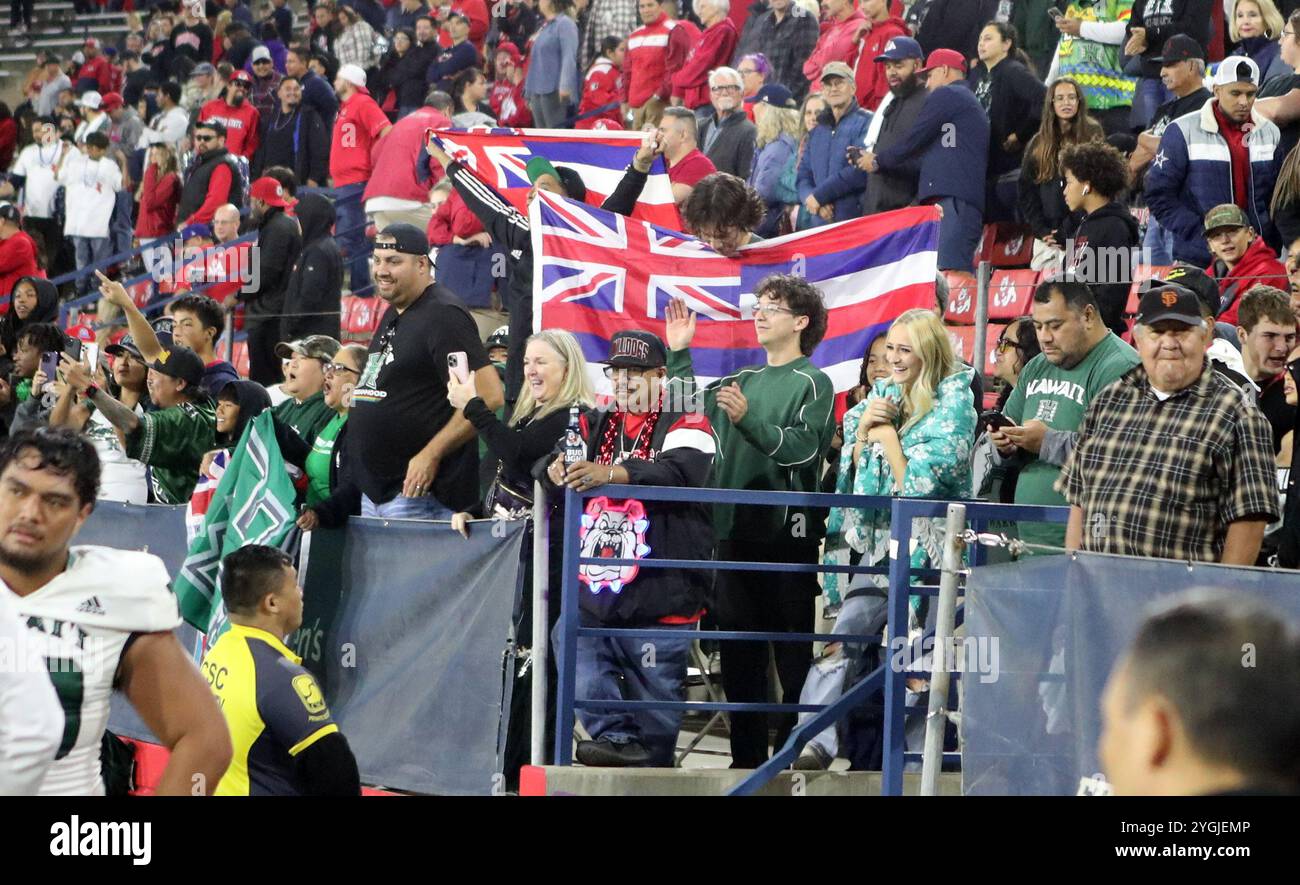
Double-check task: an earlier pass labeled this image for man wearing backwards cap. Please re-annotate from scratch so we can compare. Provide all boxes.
[239,177,303,385]
[200,69,262,159]
[542,329,716,768]
[1145,54,1282,267]
[330,63,393,296]
[861,48,989,271]
[64,344,218,505]
[1058,282,1279,565]
[343,223,503,520]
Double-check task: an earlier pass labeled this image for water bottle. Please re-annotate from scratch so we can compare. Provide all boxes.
[564,406,584,465]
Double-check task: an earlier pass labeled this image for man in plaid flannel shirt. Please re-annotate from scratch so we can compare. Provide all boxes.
[1058,283,1280,564]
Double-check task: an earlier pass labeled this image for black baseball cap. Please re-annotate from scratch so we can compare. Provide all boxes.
[148,345,206,389]
[1159,265,1221,318]
[1154,34,1205,65]
[373,223,429,255]
[105,334,145,360]
[1136,284,1205,328]
[0,202,19,223]
[604,330,667,369]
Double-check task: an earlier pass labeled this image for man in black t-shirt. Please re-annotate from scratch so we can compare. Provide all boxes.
[349,224,504,519]
[1132,35,1213,264]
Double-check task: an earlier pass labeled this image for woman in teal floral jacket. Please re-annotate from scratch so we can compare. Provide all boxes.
[823,308,977,607]
[793,308,977,770]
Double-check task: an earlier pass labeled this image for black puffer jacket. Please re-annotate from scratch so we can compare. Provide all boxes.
[280,193,343,341]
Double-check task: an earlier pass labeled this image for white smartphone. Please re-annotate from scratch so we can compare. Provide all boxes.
[83,342,99,373]
[447,351,469,384]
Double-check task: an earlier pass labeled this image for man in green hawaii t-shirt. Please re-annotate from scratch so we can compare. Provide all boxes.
[993,278,1139,550]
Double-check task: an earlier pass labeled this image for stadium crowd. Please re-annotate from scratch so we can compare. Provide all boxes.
[3,0,1300,794]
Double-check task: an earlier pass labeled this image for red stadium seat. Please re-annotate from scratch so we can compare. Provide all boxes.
[127,278,153,308]
[987,269,1038,321]
[1125,265,1171,315]
[338,296,367,344]
[943,272,978,324]
[977,223,1034,268]
[946,323,1007,377]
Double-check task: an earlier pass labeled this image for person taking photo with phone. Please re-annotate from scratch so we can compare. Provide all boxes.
[346,223,503,520]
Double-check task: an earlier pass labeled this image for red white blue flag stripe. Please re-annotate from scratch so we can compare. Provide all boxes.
[531,192,939,392]
[431,128,680,229]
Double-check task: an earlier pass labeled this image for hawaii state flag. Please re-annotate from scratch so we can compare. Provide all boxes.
[530,192,939,392]
[432,128,680,229]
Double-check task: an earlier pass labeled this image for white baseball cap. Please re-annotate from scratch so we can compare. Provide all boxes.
[251,45,272,63]
[1211,55,1260,88]
[79,90,102,110]
[337,64,367,88]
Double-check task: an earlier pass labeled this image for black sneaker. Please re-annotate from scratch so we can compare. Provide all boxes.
[575,737,652,767]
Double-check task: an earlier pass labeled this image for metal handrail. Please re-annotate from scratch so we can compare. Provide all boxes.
[551,483,1071,792]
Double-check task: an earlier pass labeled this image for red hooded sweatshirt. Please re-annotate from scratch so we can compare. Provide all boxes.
[853,15,910,112]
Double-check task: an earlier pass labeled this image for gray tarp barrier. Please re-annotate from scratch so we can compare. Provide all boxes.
[963,551,1300,795]
[94,504,524,795]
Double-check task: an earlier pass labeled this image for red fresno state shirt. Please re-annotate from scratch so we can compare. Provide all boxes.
[199,99,261,159]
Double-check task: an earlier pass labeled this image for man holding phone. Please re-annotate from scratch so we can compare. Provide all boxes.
[992,276,1138,551]
[348,223,504,520]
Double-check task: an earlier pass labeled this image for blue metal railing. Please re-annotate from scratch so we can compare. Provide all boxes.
[553,484,1070,794]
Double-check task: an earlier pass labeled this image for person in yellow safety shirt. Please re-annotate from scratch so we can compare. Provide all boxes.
[201,544,360,796]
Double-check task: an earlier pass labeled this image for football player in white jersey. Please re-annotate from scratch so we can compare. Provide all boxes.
[0,584,64,794]
[0,428,232,795]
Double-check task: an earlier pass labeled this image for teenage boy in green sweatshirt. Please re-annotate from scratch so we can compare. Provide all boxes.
[664,273,835,768]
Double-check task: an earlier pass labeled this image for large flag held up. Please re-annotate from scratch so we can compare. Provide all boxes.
[432,128,680,229]
[173,412,299,639]
[529,192,940,392]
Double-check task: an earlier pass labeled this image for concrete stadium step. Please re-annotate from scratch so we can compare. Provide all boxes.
[520,766,963,796]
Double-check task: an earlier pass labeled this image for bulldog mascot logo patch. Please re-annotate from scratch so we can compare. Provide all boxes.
[577,497,651,594]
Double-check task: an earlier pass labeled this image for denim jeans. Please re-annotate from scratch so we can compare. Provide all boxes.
[1131,77,1173,132]
[568,623,693,766]
[72,235,113,294]
[332,181,372,294]
[360,493,454,521]
[1142,212,1174,266]
[110,189,135,256]
[796,592,887,760]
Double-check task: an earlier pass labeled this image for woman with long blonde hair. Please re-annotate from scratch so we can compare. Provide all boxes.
[447,328,594,523]
[749,89,802,236]
[794,308,976,769]
[447,329,594,781]
[1018,77,1104,247]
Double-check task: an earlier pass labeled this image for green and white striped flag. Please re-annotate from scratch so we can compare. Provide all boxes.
[174,411,299,638]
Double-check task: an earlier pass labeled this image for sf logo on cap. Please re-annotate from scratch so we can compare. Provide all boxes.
[1161,291,1179,308]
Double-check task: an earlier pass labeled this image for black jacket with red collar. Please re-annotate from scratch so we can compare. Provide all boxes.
[539,403,717,627]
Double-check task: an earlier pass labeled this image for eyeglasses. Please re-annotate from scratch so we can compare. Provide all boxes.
[738,68,757,75]
[710,84,741,93]
[325,362,359,376]
[753,304,795,318]
[995,337,1021,353]
[194,134,215,142]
